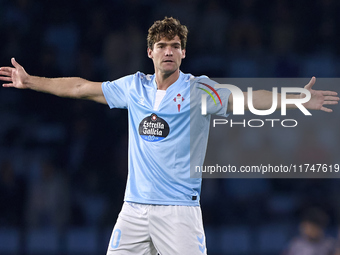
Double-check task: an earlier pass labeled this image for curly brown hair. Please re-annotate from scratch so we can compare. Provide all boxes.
[147,17,188,50]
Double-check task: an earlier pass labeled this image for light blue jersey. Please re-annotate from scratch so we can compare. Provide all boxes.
[102,71,230,206]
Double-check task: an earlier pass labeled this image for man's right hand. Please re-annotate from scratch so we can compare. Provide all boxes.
[0,58,29,89]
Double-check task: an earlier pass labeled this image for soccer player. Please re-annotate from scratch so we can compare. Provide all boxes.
[0,17,339,255]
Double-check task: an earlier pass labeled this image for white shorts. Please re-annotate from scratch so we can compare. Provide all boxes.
[106,202,207,255]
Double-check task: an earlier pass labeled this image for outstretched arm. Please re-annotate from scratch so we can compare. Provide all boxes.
[0,58,107,104]
[228,77,339,113]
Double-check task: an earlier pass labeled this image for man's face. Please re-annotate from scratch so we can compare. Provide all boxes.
[147,35,186,75]
[300,222,324,242]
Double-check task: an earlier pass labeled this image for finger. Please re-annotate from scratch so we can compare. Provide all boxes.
[324,96,340,101]
[305,76,316,90]
[0,67,14,73]
[2,83,14,88]
[321,91,338,96]
[11,57,21,68]
[320,106,333,113]
[0,70,12,77]
[323,101,338,105]
[0,76,12,82]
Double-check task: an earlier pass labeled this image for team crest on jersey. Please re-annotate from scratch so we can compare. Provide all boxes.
[139,114,170,142]
[174,93,184,112]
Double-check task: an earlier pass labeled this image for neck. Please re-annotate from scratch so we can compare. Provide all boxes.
[155,69,180,90]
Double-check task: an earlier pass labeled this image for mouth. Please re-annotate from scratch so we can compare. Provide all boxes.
[162,60,174,63]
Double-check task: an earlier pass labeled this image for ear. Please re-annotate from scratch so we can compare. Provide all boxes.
[182,49,186,59]
[147,48,153,59]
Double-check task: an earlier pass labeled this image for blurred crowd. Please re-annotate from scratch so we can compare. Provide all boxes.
[1,0,340,254]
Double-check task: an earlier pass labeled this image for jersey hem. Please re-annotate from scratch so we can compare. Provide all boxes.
[124,198,200,207]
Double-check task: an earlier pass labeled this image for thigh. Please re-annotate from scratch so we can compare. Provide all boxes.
[106,202,158,255]
[149,205,207,255]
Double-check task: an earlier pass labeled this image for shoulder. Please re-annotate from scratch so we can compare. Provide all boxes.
[134,72,154,83]
[183,73,215,85]
[110,72,153,83]
[104,72,154,90]
[185,74,218,91]
[178,72,210,86]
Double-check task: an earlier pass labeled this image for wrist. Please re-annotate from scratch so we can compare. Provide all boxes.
[25,74,37,89]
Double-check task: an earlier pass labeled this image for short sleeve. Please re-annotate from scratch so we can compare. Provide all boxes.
[102,74,134,109]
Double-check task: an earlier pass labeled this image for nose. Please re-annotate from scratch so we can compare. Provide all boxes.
[165,46,173,56]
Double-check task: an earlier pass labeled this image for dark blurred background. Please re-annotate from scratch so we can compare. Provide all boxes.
[0,0,340,254]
